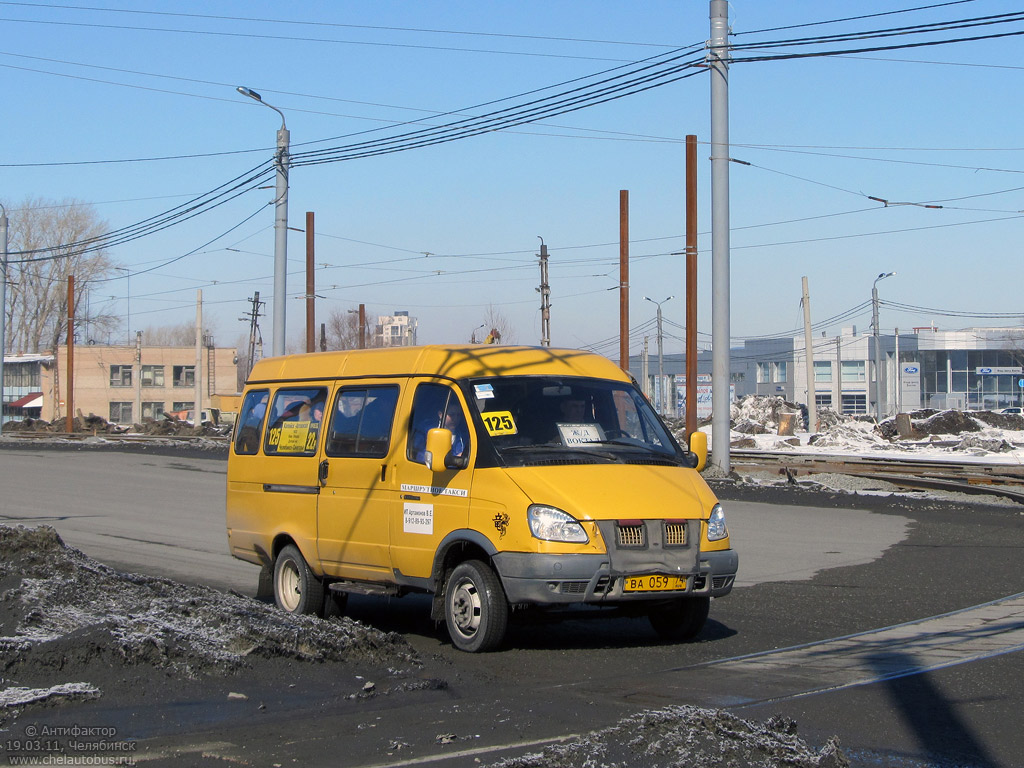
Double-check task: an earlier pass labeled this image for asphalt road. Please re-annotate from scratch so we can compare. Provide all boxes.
[1,442,1022,767]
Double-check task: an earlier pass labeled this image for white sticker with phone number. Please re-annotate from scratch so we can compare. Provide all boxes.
[403,503,433,535]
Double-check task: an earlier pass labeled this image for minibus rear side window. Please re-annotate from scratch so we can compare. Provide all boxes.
[264,387,328,456]
[326,386,399,458]
[234,389,269,455]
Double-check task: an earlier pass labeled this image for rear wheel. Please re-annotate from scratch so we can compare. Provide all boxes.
[444,560,509,652]
[648,596,709,641]
[273,544,325,616]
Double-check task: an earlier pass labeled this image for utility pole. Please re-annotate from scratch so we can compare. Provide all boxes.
[802,276,817,433]
[241,292,264,378]
[685,134,699,439]
[66,275,75,433]
[305,211,315,353]
[195,290,203,425]
[134,330,142,425]
[619,190,630,372]
[644,296,673,416]
[709,0,732,472]
[236,86,289,357]
[836,336,843,413]
[538,237,551,347]
[0,204,7,437]
[872,271,895,420]
[642,337,650,398]
[359,303,366,349]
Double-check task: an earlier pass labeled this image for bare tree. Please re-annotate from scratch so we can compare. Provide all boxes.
[4,198,117,353]
[324,306,375,350]
[140,321,203,346]
[477,304,517,345]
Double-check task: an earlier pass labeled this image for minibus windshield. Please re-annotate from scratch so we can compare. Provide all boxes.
[467,376,683,466]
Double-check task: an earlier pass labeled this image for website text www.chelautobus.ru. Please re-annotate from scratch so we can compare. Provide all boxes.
[7,756,136,766]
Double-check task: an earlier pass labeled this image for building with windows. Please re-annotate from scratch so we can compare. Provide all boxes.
[2,343,238,426]
[375,311,418,348]
[743,325,1024,417]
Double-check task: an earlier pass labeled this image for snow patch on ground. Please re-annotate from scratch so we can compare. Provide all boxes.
[0,524,419,721]
[487,705,848,768]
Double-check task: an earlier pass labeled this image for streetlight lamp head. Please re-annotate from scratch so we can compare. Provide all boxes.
[236,86,262,102]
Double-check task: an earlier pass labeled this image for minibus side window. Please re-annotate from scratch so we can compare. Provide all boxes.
[325,386,399,458]
[264,387,328,456]
[407,384,470,463]
[234,389,270,455]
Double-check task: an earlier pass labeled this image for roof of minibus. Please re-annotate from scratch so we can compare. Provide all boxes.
[245,345,629,386]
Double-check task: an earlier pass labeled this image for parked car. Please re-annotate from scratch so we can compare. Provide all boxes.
[998,407,1022,415]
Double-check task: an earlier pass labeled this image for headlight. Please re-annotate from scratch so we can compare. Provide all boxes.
[528,505,589,543]
[707,503,728,541]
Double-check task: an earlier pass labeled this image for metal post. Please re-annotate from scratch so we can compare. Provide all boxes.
[273,124,290,357]
[195,290,203,426]
[0,205,7,437]
[66,276,75,433]
[685,135,699,439]
[237,86,289,357]
[709,0,732,472]
[644,296,673,416]
[134,330,142,426]
[306,211,315,353]
[538,237,551,347]
[802,276,817,433]
[872,271,894,420]
[619,190,630,371]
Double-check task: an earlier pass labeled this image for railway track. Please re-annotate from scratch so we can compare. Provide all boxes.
[731,448,1024,504]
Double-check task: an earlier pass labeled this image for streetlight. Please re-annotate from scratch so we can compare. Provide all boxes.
[872,271,895,420]
[0,204,8,437]
[644,295,674,416]
[237,86,290,357]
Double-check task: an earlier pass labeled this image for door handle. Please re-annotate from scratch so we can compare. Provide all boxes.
[318,459,329,485]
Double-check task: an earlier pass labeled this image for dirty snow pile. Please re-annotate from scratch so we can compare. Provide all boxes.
[702,395,1024,459]
[488,705,847,768]
[0,525,417,709]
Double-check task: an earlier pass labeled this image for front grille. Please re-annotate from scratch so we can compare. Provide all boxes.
[593,575,611,594]
[664,522,687,546]
[559,581,589,594]
[616,523,646,548]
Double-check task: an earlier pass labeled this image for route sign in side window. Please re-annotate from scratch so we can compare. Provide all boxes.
[325,386,400,458]
[234,389,269,455]
[264,387,328,457]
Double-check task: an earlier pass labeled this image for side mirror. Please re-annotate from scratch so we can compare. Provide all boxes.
[687,430,708,472]
[425,427,468,472]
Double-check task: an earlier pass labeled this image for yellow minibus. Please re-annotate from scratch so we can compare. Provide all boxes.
[226,345,737,652]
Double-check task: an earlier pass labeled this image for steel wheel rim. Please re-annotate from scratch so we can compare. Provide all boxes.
[449,576,482,638]
[277,558,301,612]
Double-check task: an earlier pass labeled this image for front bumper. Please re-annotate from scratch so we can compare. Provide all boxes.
[493,545,738,606]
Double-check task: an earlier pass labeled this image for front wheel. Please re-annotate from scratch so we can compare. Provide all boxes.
[648,596,709,641]
[444,560,509,652]
[273,544,325,616]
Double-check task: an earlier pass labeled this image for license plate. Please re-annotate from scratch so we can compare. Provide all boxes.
[623,574,687,592]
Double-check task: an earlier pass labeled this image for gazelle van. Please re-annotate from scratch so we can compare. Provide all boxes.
[226,345,737,652]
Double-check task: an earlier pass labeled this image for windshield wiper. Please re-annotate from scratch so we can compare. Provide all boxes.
[499,444,620,462]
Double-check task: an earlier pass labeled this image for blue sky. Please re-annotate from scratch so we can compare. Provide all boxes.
[3,1,1023,356]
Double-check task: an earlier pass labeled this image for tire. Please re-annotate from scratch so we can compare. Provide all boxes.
[273,544,325,616]
[648,596,709,641]
[444,560,509,653]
